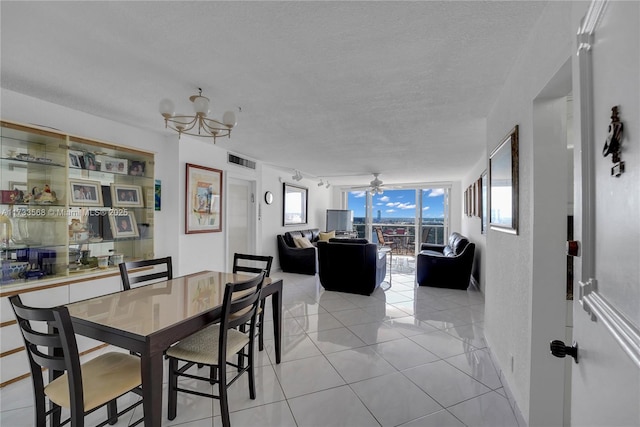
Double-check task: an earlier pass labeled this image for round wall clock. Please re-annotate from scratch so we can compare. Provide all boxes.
[264,191,274,205]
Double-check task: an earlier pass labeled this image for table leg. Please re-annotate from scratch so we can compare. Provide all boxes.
[141,351,164,426]
[271,287,282,364]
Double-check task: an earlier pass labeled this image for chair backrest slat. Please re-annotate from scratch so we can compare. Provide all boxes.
[232,253,273,278]
[221,272,265,331]
[20,322,63,348]
[119,256,173,290]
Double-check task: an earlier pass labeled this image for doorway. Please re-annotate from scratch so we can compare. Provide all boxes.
[226,177,256,271]
[528,58,573,426]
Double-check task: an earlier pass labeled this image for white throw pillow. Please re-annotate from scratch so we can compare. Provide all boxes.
[318,231,335,241]
[293,237,314,248]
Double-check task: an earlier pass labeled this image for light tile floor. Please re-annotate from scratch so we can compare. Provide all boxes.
[0,264,520,426]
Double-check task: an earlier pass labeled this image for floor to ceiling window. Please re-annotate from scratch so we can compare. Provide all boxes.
[347,186,449,254]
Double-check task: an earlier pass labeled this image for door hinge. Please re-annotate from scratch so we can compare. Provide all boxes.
[578,278,598,321]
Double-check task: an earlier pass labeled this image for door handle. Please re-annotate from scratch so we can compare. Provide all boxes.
[550,340,578,363]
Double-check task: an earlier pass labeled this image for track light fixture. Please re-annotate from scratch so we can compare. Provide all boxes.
[291,170,303,181]
[317,180,324,187]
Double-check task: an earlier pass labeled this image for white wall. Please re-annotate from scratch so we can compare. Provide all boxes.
[483,2,577,424]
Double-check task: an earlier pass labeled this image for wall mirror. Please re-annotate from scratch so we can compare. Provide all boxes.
[489,125,519,234]
[283,183,308,226]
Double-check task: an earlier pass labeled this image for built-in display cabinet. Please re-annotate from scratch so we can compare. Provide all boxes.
[0,120,155,292]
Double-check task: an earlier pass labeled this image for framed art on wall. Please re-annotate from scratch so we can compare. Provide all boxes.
[489,125,519,234]
[185,163,222,233]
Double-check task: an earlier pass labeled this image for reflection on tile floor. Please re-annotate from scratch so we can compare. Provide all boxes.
[0,270,521,426]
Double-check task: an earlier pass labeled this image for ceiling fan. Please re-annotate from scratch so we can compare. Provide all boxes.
[368,173,385,195]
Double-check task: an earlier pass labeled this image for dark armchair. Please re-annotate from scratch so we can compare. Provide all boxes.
[317,238,386,295]
[276,229,319,275]
[416,232,475,289]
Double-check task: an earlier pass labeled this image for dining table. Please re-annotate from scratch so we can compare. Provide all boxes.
[384,233,413,255]
[65,270,283,427]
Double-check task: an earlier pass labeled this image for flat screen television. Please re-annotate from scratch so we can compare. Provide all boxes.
[326,209,353,232]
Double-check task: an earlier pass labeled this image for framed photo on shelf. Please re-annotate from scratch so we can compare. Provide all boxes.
[185,163,222,234]
[83,152,98,171]
[109,211,139,239]
[69,179,104,206]
[129,160,146,176]
[97,155,128,175]
[110,184,144,208]
[68,150,84,169]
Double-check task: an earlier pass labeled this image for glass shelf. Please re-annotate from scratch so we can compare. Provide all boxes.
[1,120,155,289]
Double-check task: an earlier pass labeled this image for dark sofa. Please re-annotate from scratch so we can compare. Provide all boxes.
[276,228,320,275]
[416,232,475,289]
[317,238,386,295]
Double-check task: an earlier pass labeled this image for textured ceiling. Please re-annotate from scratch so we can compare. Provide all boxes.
[1,1,547,187]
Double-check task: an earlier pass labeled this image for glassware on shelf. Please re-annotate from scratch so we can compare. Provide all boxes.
[0,215,12,248]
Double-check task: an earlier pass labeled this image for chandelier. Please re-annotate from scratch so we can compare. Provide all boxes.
[159,88,237,142]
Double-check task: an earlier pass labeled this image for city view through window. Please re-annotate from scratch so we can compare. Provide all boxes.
[347,188,448,252]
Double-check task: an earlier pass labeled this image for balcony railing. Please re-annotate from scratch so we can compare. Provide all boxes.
[353,223,446,255]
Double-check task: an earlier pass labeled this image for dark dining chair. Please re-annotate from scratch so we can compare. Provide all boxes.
[9,295,144,427]
[118,256,173,290]
[165,272,266,427]
[232,253,273,351]
[375,227,397,253]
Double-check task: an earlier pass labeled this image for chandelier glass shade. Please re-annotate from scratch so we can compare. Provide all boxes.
[159,89,236,142]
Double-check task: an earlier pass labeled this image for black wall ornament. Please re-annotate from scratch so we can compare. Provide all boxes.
[602,105,625,177]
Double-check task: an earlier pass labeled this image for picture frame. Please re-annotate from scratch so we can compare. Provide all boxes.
[471,184,476,217]
[110,184,144,207]
[185,163,222,234]
[283,183,308,226]
[463,188,468,216]
[3,181,27,204]
[97,155,128,175]
[129,160,146,176]
[83,152,98,171]
[108,210,139,239]
[476,177,482,218]
[489,125,519,234]
[68,150,84,169]
[69,179,104,206]
[481,171,487,234]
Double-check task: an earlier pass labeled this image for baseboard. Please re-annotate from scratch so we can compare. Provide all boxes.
[486,345,528,427]
[469,276,483,294]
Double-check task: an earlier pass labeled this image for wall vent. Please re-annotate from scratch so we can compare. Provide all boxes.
[227,153,256,170]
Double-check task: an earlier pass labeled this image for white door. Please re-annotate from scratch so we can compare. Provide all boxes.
[571,2,640,426]
[227,177,256,271]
